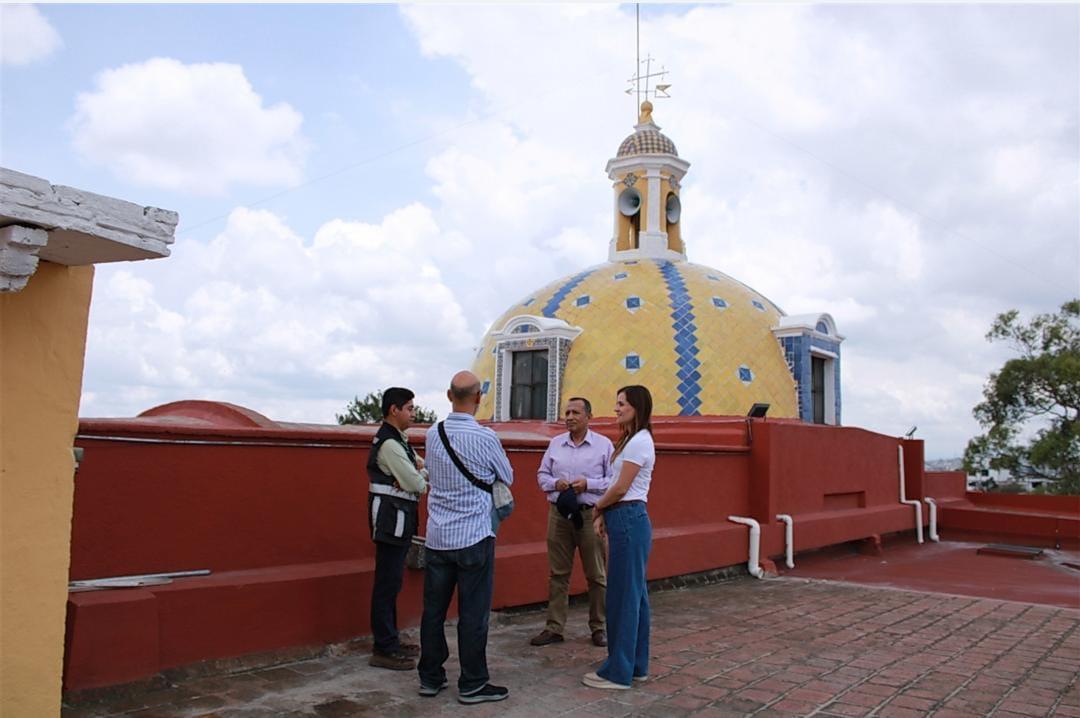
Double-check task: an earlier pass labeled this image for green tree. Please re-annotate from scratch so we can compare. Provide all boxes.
[963,300,1079,495]
[336,391,438,425]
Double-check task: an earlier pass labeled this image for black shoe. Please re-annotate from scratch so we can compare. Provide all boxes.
[529,629,564,646]
[591,630,607,647]
[369,650,415,671]
[419,679,449,697]
[458,683,509,704]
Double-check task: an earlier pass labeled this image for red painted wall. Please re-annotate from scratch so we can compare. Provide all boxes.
[64,405,956,691]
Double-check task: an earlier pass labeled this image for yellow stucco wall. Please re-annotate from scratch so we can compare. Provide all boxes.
[1,261,95,717]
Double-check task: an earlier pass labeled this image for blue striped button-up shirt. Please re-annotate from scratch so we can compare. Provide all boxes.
[424,412,515,551]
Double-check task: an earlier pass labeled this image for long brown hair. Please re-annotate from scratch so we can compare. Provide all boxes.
[612,385,653,458]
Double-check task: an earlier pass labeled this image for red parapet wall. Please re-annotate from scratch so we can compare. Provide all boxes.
[65,404,935,691]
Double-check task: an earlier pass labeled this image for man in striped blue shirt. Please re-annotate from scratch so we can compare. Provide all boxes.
[417,370,514,704]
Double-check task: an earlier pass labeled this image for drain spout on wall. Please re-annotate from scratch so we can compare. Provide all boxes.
[776,514,795,569]
[727,515,765,578]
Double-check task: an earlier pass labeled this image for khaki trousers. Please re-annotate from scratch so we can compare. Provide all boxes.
[544,503,607,634]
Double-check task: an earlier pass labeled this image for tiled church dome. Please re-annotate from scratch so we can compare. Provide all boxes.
[471,261,798,419]
[616,129,678,158]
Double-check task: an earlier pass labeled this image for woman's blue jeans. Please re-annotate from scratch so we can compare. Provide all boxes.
[597,501,651,686]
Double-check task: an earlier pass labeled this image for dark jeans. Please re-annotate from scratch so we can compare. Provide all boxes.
[417,537,495,693]
[371,540,410,654]
[597,501,651,686]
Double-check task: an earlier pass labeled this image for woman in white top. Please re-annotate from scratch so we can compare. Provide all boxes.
[582,385,655,690]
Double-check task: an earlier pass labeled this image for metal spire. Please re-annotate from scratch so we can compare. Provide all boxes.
[626,4,671,121]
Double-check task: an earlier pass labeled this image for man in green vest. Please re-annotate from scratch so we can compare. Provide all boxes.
[367,387,428,670]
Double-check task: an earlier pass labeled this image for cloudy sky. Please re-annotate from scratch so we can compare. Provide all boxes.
[3,3,1077,459]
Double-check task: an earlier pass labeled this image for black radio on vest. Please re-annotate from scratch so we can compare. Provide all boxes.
[366,422,420,546]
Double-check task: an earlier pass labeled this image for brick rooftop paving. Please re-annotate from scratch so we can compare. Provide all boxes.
[62,576,1080,717]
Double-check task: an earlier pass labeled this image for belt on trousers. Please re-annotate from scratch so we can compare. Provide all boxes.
[606,500,644,512]
[549,502,597,511]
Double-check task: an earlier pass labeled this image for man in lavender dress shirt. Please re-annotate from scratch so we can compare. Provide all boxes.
[530,397,614,648]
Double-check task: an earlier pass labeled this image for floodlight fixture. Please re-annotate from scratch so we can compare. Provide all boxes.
[747,403,770,418]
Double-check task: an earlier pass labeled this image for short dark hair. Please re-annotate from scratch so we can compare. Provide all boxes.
[567,396,592,416]
[382,387,415,418]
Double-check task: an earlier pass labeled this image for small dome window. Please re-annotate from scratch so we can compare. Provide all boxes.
[625,296,642,312]
[751,300,766,312]
[816,321,829,334]
[522,297,535,307]
[738,365,754,384]
[512,324,539,334]
[575,295,591,307]
[712,297,728,310]
[624,353,642,372]
[614,272,628,281]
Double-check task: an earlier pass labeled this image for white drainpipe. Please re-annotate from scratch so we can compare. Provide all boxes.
[924,497,940,542]
[727,515,765,578]
[775,514,795,568]
[897,444,924,544]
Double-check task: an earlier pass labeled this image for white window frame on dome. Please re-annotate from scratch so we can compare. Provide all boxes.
[489,315,583,422]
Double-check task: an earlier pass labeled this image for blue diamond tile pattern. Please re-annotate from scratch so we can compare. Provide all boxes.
[656,260,703,416]
[751,299,766,312]
[575,295,591,307]
[626,296,641,309]
[542,269,596,318]
[625,354,640,370]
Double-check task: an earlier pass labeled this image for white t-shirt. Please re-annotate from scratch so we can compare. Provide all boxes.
[610,430,655,503]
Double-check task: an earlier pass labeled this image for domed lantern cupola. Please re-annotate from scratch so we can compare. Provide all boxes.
[606,100,690,262]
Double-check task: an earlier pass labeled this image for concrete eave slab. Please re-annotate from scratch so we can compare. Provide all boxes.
[0,168,177,266]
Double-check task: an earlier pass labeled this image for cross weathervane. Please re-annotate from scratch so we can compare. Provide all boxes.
[626,54,672,106]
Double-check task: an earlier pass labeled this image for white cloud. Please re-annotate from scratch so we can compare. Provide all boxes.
[1,4,61,66]
[70,58,308,195]
[82,204,471,421]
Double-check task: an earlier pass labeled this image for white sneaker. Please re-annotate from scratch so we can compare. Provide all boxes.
[582,671,631,690]
[633,675,648,683]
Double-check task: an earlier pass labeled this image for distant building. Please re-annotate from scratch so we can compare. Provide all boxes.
[470,103,844,422]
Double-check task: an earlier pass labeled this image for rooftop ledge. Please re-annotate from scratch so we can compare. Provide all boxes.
[0,167,178,292]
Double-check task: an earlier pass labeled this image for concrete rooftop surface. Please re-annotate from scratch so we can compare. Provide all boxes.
[63,556,1080,718]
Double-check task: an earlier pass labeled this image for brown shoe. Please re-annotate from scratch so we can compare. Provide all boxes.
[369,650,415,671]
[591,630,607,647]
[530,629,564,646]
[398,642,420,658]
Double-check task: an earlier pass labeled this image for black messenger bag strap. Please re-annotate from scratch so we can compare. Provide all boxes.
[437,421,492,494]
